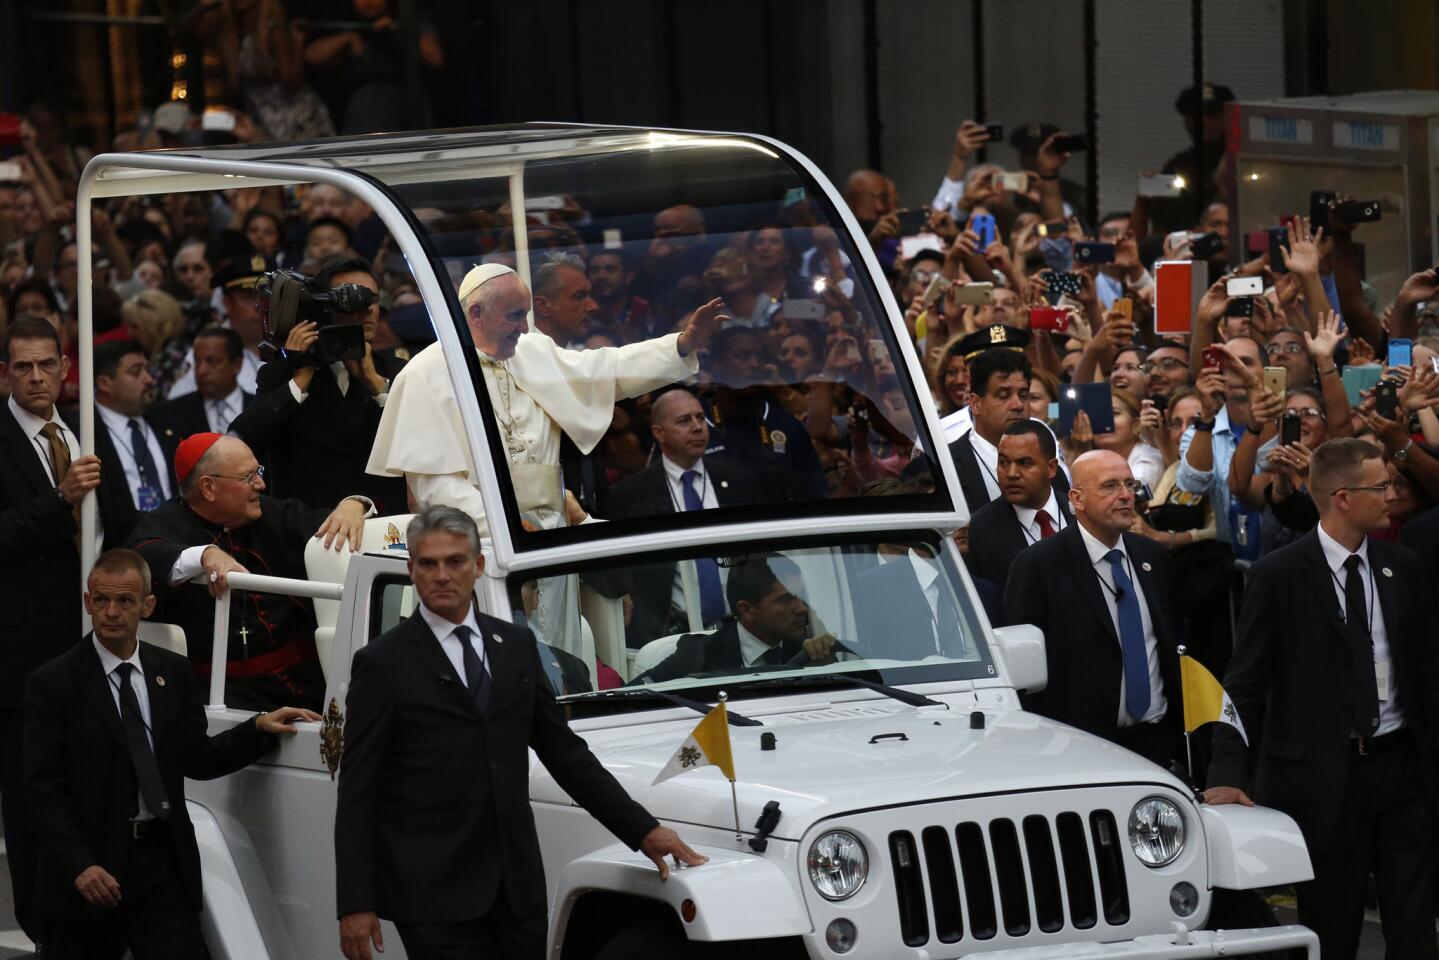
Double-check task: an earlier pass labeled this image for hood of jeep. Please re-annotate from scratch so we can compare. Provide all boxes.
[531,703,1183,838]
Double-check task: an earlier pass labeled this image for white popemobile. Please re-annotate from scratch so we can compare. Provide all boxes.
[72,124,1318,959]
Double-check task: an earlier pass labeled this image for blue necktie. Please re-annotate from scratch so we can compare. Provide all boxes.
[1105,549,1151,723]
[681,470,726,624]
[128,419,162,492]
[453,625,490,714]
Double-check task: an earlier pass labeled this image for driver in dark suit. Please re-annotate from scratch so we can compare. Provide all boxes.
[634,556,839,683]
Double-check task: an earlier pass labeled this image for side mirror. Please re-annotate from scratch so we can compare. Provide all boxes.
[992,624,1047,693]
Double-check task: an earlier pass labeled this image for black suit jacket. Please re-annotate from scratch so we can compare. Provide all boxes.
[638,620,805,684]
[146,390,255,475]
[1400,505,1439,573]
[0,405,134,702]
[966,496,1075,596]
[948,430,1070,513]
[854,554,964,661]
[335,610,657,924]
[1207,531,1439,855]
[230,353,407,513]
[1003,524,1181,745]
[23,638,276,920]
[92,406,182,513]
[603,456,758,644]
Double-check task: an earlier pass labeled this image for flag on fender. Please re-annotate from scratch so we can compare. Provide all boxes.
[1180,654,1248,745]
[653,701,735,784]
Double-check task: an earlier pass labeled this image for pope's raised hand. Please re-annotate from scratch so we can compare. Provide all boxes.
[676,298,731,357]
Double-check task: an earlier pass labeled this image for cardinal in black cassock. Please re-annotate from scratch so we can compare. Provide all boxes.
[127,433,371,711]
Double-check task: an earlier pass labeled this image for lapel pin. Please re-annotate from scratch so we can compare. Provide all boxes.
[720,480,729,488]
[1382,567,1393,578]
[492,634,503,644]
[155,675,165,687]
[1141,562,1152,572]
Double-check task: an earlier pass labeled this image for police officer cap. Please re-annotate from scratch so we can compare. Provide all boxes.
[958,324,1030,361]
[1009,122,1059,154]
[212,252,277,290]
[1174,83,1235,117]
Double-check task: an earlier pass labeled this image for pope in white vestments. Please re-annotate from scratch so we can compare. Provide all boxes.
[367,262,727,675]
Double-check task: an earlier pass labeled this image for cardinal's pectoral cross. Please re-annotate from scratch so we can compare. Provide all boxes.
[238,622,250,658]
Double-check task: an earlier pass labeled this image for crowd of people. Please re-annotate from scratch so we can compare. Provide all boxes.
[1,68,1438,957]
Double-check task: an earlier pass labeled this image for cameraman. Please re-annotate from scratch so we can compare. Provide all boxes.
[231,256,408,513]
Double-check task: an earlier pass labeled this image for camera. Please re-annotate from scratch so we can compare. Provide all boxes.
[1189,232,1224,260]
[259,268,376,365]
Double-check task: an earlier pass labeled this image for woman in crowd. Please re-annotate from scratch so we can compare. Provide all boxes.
[123,289,191,398]
[703,246,775,329]
[746,221,792,303]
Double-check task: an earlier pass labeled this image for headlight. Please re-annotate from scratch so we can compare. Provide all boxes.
[808,830,869,900]
[1128,796,1185,867]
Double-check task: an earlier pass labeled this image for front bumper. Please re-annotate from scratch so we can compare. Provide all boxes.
[962,923,1317,959]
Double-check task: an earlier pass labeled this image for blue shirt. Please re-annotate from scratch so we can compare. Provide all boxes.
[1175,405,1263,558]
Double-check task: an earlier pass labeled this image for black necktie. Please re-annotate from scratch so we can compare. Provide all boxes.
[454,625,490,714]
[128,419,162,492]
[114,663,170,820]
[1343,555,1380,735]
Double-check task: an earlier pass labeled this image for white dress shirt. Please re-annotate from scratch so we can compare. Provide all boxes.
[418,601,489,686]
[8,395,103,555]
[1316,523,1403,735]
[167,341,260,399]
[940,406,973,443]
[1013,490,1067,544]
[287,361,389,408]
[908,549,944,653]
[663,455,722,615]
[96,402,172,505]
[1075,523,1167,726]
[93,637,156,820]
[737,622,778,668]
[967,429,1004,502]
[205,386,246,434]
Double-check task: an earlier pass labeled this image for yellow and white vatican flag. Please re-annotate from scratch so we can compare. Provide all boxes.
[653,701,735,784]
[1180,652,1248,745]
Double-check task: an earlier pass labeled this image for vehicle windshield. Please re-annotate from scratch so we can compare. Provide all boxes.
[374,130,952,549]
[504,533,994,710]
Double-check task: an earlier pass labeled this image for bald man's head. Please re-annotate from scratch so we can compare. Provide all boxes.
[842,169,891,221]
[650,388,709,468]
[1069,450,1139,545]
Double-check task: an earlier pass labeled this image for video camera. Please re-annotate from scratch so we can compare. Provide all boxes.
[258,268,377,365]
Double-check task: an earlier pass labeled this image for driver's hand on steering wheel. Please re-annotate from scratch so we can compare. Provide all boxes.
[803,634,839,665]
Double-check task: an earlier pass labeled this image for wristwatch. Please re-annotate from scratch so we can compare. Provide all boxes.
[1193,418,1216,433]
[1395,440,1414,462]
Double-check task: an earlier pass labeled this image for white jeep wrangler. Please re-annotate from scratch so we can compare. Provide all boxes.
[74,123,1318,959]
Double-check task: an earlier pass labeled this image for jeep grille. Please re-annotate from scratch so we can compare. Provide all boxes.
[889,810,1130,947]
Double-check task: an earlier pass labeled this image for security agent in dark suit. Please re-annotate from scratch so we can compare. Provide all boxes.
[948,336,1070,513]
[230,256,408,514]
[1205,439,1439,960]
[0,316,136,941]
[336,506,705,960]
[24,549,317,959]
[1004,449,1181,767]
[147,327,254,464]
[966,420,1073,595]
[94,339,175,512]
[636,556,841,684]
[605,387,759,642]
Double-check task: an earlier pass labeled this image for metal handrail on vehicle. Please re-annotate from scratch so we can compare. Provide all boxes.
[197,572,344,710]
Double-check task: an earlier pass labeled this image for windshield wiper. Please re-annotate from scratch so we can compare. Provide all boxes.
[587,687,762,726]
[745,671,946,709]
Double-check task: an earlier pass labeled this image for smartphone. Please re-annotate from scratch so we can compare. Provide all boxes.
[1111,297,1133,322]
[991,172,1028,192]
[921,275,951,309]
[1309,190,1337,231]
[895,209,929,237]
[200,109,236,132]
[1073,241,1116,265]
[1225,297,1254,318]
[1388,338,1413,368]
[1267,227,1290,275]
[1190,232,1224,260]
[1138,173,1184,198]
[1335,199,1381,223]
[1227,276,1263,297]
[781,278,825,320]
[952,282,994,306]
[1057,382,1115,436]
[1050,134,1088,153]
[1029,307,1070,332]
[525,194,568,211]
[1281,411,1302,446]
[1263,366,1288,397]
[1342,365,1382,406]
[1046,271,1083,298]
[1375,379,1400,419]
[970,212,996,250]
[0,160,20,182]
[867,339,887,364]
[982,122,1004,141]
[1038,220,1069,239]
[1134,482,1153,508]
[1203,345,1227,369]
